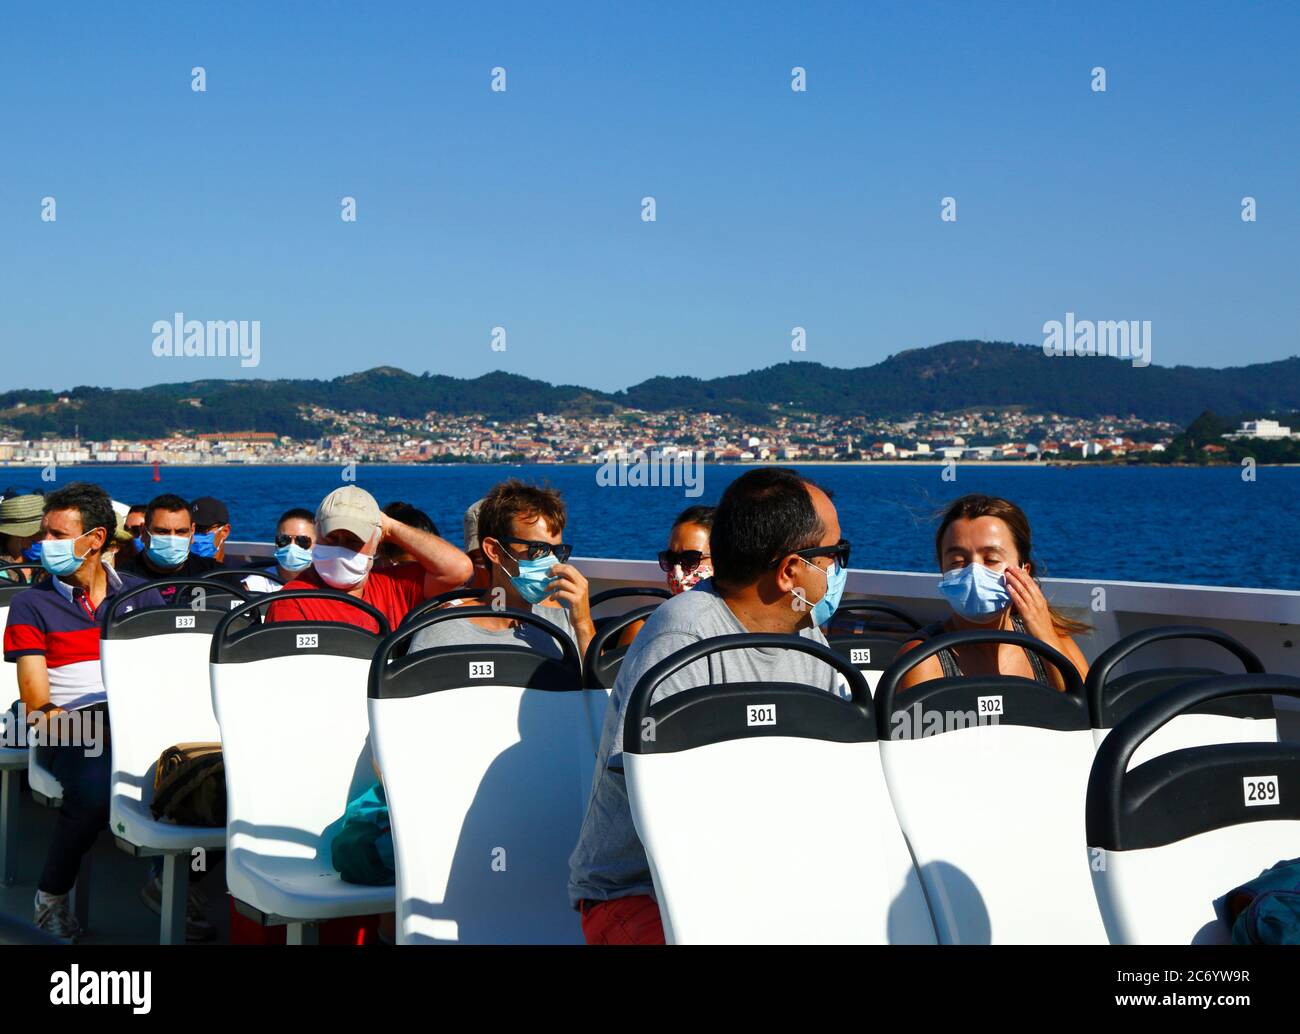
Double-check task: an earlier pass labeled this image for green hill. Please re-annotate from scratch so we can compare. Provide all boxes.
[1,341,1297,438]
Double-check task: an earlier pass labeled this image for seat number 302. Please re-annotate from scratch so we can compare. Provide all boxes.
[746,704,776,727]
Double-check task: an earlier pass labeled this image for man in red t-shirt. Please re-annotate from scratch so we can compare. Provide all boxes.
[266,485,472,632]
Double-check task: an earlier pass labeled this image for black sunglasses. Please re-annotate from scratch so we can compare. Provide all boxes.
[275,533,314,549]
[127,526,144,538]
[791,538,851,571]
[495,536,573,564]
[658,549,710,574]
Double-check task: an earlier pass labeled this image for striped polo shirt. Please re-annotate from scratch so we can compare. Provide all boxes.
[2,563,161,711]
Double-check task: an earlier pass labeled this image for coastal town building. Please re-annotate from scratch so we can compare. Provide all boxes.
[0,403,1191,468]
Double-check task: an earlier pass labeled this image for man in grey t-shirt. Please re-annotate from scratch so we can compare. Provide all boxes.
[410,597,576,657]
[567,467,852,944]
[408,479,592,661]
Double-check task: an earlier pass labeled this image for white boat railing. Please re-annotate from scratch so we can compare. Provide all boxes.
[225,542,1300,703]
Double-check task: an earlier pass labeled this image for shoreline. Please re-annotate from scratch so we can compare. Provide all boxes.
[3,461,1299,471]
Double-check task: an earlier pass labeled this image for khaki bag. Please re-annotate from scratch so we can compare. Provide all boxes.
[150,742,226,827]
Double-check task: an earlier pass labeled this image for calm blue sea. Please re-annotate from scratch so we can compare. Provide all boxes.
[11,464,1299,591]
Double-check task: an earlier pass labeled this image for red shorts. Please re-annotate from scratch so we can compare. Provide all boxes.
[579,895,665,945]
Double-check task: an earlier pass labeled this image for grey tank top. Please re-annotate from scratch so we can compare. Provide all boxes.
[913,613,1052,685]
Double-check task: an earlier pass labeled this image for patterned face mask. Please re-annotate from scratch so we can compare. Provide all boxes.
[667,563,712,595]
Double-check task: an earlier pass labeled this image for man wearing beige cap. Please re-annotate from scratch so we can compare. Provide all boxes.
[266,485,472,632]
[0,493,46,583]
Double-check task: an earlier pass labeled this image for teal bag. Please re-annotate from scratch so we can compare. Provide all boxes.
[330,781,395,886]
[1222,857,1300,945]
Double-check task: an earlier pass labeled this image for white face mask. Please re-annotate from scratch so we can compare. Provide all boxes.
[312,543,373,589]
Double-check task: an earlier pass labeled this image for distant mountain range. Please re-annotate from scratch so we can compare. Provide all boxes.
[1,341,1298,439]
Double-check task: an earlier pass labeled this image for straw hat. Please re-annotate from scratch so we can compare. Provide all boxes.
[0,494,44,537]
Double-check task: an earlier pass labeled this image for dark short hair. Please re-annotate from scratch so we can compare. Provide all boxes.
[477,480,566,567]
[144,493,192,528]
[43,482,115,546]
[382,501,438,536]
[276,507,315,529]
[672,504,715,531]
[127,502,147,515]
[710,468,824,588]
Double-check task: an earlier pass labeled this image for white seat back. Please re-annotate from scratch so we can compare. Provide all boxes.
[1087,672,1300,944]
[210,593,388,912]
[1087,627,1276,765]
[101,581,236,822]
[370,607,597,944]
[624,634,936,944]
[876,630,1108,944]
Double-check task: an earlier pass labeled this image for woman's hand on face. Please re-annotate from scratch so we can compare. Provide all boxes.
[1002,565,1057,642]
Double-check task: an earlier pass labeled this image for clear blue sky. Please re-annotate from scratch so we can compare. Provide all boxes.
[1,1,1296,393]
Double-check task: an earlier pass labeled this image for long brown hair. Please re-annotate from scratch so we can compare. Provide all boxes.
[934,494,1090,635]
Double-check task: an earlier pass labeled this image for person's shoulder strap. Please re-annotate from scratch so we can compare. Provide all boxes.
[913,621,962,678]
[1011,613,1052,685]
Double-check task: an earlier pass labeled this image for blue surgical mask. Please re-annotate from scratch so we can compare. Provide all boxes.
[794,555,847,627]
[939,564,1012,620]
[274,542,313,572]
[21,541,42,562]
[146,533,191,568]
[40,534,89,578]
[191,532,219,558]
[131,535,145,552]
[505,552,556,605]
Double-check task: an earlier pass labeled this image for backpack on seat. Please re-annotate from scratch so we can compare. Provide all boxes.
[150,742,226,826]
[1218,857,1300,945]
[330,781,395,886]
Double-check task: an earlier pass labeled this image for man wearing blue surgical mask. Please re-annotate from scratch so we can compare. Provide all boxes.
[114,493,224,597]
[568,467,850,943]
[4,482,164,941]
[124,503,147,553]
[410,480,595,660]
[189,496,231,565]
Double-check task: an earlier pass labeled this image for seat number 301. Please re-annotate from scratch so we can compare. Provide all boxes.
[1243,776,1279,807]
[746,704,776,727]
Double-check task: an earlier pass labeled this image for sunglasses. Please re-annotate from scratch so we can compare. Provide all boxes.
[275,533,314,549]
[495,536,573,564]
[791,538,852,571]
[658,549,711,574]
[127,526,144,538]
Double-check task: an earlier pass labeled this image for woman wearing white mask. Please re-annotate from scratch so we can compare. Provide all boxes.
[896,494,1089,692]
